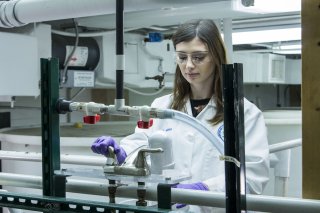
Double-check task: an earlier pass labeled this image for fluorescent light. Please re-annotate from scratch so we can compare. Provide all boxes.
[236,0,301,13]
[231,27,301,45]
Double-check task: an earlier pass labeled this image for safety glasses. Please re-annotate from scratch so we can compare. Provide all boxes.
[175,51,210,65]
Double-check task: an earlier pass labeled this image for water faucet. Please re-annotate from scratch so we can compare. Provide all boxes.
[104,147,163,176]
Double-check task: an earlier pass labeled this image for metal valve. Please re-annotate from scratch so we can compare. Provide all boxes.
[134,147,163,169]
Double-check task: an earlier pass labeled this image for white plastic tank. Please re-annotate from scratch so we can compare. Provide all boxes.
[148,130,175,174]
[262,109,302,198]
[0,121,136,210]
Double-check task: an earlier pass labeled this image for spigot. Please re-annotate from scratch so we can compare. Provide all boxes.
[104,147,163,176]
[83,114,100,124]
[134,148,163,170]
[137,119,153,129]
[145,73,166,89]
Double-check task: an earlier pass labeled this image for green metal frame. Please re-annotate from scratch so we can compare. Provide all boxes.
[40,58,65,197]
[0,191,170,212]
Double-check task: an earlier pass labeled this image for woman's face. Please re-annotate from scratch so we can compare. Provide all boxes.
[175,37,215,89]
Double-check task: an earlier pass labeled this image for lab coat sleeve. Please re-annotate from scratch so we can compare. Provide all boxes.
[120,131,149,155]
[204,103,269,194]
[243,104,270,194]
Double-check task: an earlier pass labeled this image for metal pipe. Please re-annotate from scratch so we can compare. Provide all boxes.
[0,172,320,212]
[222,64,240,212]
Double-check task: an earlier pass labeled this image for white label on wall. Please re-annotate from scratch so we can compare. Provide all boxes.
[65,46,89,67]
[74,71,94,87]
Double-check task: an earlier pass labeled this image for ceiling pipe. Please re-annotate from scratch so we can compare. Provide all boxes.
[0,0,113,28]
[0,0,218,28]
[78,1,245,30]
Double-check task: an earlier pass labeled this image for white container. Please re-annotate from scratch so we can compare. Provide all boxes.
[0,121,136,211]
[148,130,175,174]
[262,110,302,198]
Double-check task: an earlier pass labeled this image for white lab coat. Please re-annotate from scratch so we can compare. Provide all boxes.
[120,94,270,212]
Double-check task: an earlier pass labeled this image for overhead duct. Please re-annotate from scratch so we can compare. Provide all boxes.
[0,0,221,28]
[0,0,113,28]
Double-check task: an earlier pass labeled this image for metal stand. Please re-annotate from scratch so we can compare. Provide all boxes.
[40,58,67,197]
[222,63,247,213]
[136,182,147,206]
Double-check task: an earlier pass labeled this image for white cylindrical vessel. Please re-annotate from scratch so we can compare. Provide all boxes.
[0,121,136,210]
[148,130,175,174]
[262,109,302,198]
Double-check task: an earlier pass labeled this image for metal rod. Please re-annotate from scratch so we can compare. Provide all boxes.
[234,63,247,211]
[116,0,124,100]
[0,173,320,212]
[222,64,241,213]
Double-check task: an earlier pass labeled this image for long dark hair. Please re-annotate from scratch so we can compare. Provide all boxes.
[171,19,227,125]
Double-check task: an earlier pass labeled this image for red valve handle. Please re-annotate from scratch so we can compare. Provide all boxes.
[83,114,101,124]
[137,118,153,129]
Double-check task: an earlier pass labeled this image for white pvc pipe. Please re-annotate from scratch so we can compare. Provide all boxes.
[0,150,106,166]
[223,18,234,63]
[0,138,301,167]
[269,138,302,153]
[0,0,217,28]
[274,176,289,197]
[0,0,160,28]
[1,172,320,212]
[0,0,111,28]
[268,139,301,197]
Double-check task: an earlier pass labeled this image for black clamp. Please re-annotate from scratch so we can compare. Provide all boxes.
[157,183,173,210]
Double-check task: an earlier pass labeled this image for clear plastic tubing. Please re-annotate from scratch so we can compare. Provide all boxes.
[162,109,224,154]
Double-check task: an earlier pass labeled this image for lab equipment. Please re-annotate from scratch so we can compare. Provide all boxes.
[57,98,224,154]
[104,146,163,176]
[91,136,127,164]
[148,130,175,174]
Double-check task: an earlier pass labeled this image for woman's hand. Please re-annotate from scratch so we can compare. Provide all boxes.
[91,136,127,164]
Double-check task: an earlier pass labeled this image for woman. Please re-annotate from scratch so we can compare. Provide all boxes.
[91,19,270,212]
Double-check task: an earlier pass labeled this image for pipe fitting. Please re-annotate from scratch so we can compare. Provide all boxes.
[0,0,25,28]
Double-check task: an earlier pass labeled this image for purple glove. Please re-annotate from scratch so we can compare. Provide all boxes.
[91,136,127,164]
[172,182,209,208]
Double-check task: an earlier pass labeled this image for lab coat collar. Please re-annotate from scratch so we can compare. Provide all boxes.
[185,96,216,117]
